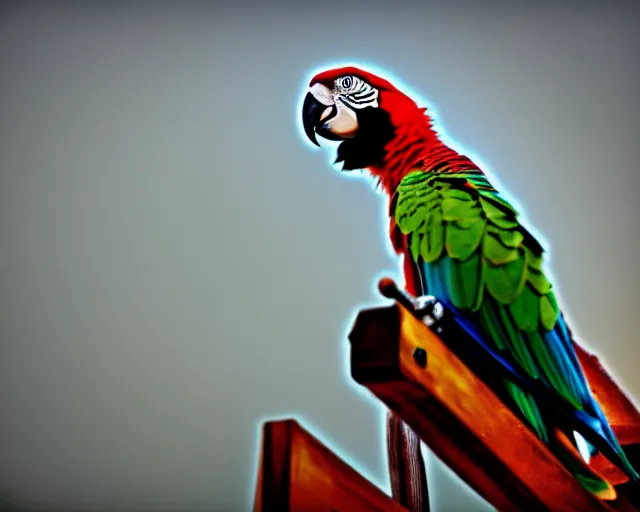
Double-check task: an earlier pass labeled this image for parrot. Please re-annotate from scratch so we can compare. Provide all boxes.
[300,65,640,504]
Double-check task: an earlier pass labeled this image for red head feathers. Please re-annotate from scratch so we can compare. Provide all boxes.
[302,66,479,194]
[310,67,399,92]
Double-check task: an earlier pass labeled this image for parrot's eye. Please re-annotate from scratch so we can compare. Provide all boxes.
[337,76,357,91]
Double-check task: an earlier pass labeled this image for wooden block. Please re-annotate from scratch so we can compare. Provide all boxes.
[349,302,621,512]
[253,419,408,512]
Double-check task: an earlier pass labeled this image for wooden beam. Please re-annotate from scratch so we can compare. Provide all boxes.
[349,300,620,512]
[253,419,408,512]
[572,342,640,490]
[575,343,640,447]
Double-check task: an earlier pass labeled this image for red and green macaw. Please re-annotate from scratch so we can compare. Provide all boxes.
[301,65,639,503]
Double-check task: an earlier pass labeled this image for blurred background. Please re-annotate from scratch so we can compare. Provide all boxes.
[1,1,638,511]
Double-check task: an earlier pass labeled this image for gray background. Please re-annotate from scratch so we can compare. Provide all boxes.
[1,2,638,511]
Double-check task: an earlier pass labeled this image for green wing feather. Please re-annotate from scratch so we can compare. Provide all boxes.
[394,170,571,441]
[393,170,640,495]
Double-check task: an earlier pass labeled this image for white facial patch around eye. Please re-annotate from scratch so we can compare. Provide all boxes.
[309,83,334,106]
[336,78,379,110]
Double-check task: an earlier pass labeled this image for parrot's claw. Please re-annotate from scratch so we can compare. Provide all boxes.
[414,295,445,333]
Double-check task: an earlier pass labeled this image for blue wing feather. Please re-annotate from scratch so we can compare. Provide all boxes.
[421,257,639,482]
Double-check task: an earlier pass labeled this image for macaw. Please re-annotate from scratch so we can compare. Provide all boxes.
[300,65,639,503]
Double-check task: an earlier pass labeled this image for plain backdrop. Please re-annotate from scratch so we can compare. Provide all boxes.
[1,1,639,511]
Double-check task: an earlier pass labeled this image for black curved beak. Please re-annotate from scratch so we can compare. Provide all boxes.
[302,92,325,146]
[302,92,345,146]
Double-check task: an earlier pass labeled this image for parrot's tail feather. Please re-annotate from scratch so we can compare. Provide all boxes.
[559,320,640,484]
[386,411,429,512]
[501,376,629,500]
[503,379,549,444]
[574,431,594,464]
[552,428,618,500]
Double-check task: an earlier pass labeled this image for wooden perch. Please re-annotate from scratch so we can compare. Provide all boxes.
[349,279,639,512]
[253,418,408,512]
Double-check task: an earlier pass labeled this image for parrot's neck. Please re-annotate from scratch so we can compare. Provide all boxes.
[369,108,482,195]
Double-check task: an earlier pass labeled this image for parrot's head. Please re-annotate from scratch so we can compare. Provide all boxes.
[301,66,436,174]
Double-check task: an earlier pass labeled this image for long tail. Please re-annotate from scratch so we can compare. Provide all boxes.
[556,315,640,488]
[550,428,619,500]
[500,379,621,500]
[386,411,430,512]
[444,301,640,496]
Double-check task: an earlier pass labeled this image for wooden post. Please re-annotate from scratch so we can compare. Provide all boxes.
[349,279,635,512]
[253,419,408,512]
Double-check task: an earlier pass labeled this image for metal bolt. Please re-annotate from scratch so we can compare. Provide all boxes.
[413,347,427,368]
